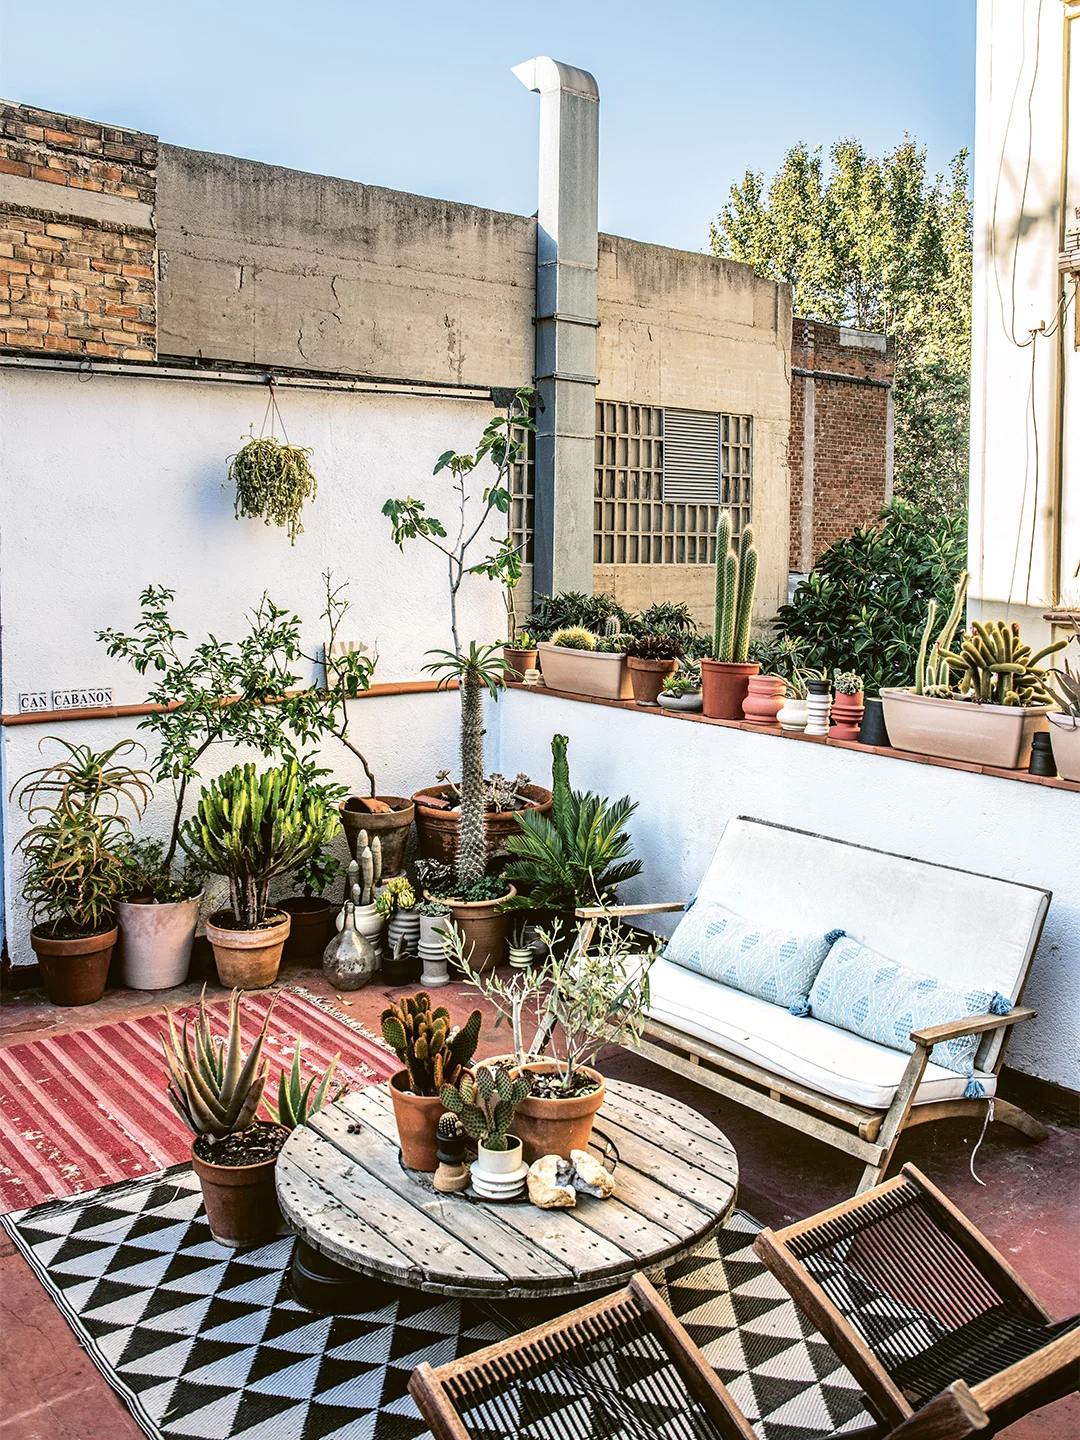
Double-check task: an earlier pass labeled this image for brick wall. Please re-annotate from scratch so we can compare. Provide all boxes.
[789,318,894,571]
[0,102,157,358]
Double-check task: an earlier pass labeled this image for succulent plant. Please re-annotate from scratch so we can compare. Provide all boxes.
[161,988,274,1139]
[374,875,416,918]
[940,622,1066,706]
[416,899,451,917]
[550,626,598,650]
[1049,654,1080,718]
[437,1112,463,1142]
[603,616,623,638]
[263,1042,346,1130]
[439,1063,531,1151]
[914,570,970,695]
[832,670,864,695]
[712,511,758,664]
[380,991,481,1096]
[625,633,685,662]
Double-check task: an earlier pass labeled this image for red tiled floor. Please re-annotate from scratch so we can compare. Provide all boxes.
[1,961,1077,1439]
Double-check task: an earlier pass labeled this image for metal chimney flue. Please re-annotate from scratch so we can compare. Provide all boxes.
[513,56,599,598]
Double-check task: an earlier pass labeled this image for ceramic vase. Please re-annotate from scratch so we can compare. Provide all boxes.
[418,913,452,987]
[350,902,385,961]
[805,681,832,737]
[741,674,786,726]
[387,908,420,956]
[777,696,809,732]
[831,691,865,740]
[322,903,377,990]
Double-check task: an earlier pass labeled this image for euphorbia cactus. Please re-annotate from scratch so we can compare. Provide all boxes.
[380,991,481,1096]
[440,1063,531,1151]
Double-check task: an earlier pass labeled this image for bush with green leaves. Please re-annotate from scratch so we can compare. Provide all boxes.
[625,633,684,662]
[230,433,317,545]
[524,591,636,642]
[119,837,204,904]
[774,500,967,696]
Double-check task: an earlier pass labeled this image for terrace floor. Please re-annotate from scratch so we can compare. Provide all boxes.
[1,958,1077,1440]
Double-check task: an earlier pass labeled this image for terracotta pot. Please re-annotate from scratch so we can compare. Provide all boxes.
[536,643,633,700]
[205,909,290,989]
[388,1069,445,1171]
[627,656,678,705]
[117,897,201,990]
[700,658,759,720]
[741,674,786,726]
[503,646,538,681]
[412,784,552,866]
[279,896,337,961]
[831,691,865,741]
[1047,713,1080,782]
[880,689,1051,769]
[339,796,414,877]
[513,1061,606,1164]
[191,1123,286,1248]
[445,885,516,973]
[31,925,117,1007]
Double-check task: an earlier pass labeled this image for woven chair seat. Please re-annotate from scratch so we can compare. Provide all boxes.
[890,1308,1080,1408]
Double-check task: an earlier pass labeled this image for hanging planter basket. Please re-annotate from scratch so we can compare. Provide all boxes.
[229,383,317,544]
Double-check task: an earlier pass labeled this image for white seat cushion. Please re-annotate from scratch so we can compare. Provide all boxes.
[646,958,996,1111]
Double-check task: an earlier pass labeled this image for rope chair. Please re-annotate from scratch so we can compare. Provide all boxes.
[753,1163,1080,1434]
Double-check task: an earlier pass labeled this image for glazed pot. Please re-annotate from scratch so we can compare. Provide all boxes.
[1047,712,1080,782]
[412,784,552,866]
[831,691,865,741]
[858,696,890,747]
[339,796,414,877]
[658,689,703,713]
[535,643,633,701]
[191,1123,287,1248]
[470,1135,528,1200]
[117,896,201,990]
[513,1061,606,1164]
[387,908,420,956]
[741,674,786,726]
[627,656,678,705]
[205,909,291,989]
[444,885,516,973]
[880,689,1051,769]
[700,659,759,720]
[279,896,336,962]
[389,1069,445,1171]
[777,696,808,732]
[31,925,118,1007]
[503,646,538,682]
[350,901,385,960]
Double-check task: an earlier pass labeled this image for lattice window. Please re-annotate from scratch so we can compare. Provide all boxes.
[508,425,535,565]
[721,413,754,540]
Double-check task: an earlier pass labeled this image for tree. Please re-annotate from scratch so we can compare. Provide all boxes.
[711,139,971,520]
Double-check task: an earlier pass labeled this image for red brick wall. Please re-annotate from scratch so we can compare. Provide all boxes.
[788,318,894,571]
[0,103,157,358]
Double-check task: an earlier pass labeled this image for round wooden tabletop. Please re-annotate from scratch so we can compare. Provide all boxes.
[276,1077,738,1299]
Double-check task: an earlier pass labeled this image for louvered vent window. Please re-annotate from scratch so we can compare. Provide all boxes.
[661,408,720,504]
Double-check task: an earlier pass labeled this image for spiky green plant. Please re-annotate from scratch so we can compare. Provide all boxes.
[711,512,758,664]
[439,1063,531,1151]
[914,570,969,694]
[939,622,1065,705]
[549,626,598,650]
[179,760,337,928]
[380,991,482,1096]
[161,988,274,1139]
[263,1042,345,1130]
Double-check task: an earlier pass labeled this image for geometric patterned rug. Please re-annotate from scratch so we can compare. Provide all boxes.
[1,1164,871,1440]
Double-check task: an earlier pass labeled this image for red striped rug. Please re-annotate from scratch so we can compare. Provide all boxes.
[0,987,396,1212]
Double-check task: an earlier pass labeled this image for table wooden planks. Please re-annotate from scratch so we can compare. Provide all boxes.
[277,1078,738,1299]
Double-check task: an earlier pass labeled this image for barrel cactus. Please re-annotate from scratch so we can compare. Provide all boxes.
[380,991,481,1096]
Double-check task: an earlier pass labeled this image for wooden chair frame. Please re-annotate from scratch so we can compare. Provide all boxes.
[575,898,1047,1194]
[752,1162,1080,1434]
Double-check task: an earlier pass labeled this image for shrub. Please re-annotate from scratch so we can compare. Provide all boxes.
[524,591,635,641]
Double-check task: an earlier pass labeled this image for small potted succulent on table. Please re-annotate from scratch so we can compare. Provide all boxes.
[625,632,685,705]
[378,875,419,957]
[658,661,703,712]
[440,1063,532,1200]
[831,670,865,740]
[702,512,760,719]
[381,991,481,1170]
[14,739,152,1007]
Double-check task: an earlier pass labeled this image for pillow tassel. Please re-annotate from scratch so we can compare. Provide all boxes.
[824,928,846,946]
[964,1078,986,1099]
[788,998,811,1017]
[989,992,1012,1016]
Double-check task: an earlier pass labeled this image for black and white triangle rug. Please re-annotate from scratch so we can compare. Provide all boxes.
[2,1165,871,1440]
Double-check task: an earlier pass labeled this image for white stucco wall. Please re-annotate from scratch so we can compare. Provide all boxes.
[491,690,1080,1093]
[0,368,507,961]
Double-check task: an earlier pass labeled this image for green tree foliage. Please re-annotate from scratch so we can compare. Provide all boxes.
[711,139,971,520]
[774,500,967,696]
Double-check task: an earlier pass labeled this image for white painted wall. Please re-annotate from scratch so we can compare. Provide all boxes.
[0,368,506,962]
[491,690,1080,1092]
[969,0,1079,642]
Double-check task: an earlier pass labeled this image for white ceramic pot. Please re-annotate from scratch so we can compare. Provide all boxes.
[777,697,808,732]
[117,896,201,990]
[881,689,1052,769]
[804,688,832,737]
[470,1136,528,1199]
[419,913,452,950]
[420,956,450,988]
[1047,712,1080,782]
[536,643,632,700]
[508,946,534,971]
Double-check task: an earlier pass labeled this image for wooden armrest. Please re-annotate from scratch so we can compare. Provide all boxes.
[574,901,687,919]
[910,1006,1035,1048]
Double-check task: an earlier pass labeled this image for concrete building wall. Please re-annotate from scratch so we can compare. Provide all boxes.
[969,0,1080,646]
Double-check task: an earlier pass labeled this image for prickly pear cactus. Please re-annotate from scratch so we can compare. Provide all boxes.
[440,1063,531,1150]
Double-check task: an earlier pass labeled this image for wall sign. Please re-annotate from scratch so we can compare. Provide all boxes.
[50,688,114,710]
[18,692,49,713]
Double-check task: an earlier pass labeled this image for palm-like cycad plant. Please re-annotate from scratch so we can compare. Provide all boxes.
[501,734,641,913]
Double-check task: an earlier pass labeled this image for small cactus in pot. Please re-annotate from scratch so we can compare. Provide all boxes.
[441,1063,532,1196]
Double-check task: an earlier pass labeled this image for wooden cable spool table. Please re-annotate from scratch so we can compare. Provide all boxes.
[276,1077,738,1309]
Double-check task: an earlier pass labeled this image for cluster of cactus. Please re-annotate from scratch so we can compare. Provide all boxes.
[439,1063,531,1151]
[914,571,970,695]
[263,1041,345,1130]
[941,622,1065,706]
[550,626,598,650]
[375,875,415,918]
[161,988,274,1139]
[712,512,758,664]
[354,829,383,905]
[381,991,481,1096]
[832,670,864,696]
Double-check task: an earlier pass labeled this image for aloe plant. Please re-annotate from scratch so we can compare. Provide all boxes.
[161,988,274,1138]
[263,1042,345,1129]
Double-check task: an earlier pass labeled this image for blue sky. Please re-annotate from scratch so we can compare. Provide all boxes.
[2,0,976,252]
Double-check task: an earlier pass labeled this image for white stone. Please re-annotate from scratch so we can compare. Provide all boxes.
[570,1149,615,1198]
[527,1154,576,1209]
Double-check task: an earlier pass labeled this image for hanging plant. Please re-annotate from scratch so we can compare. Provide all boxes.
[229,383,317,544]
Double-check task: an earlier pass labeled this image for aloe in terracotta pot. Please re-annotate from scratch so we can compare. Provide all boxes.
[381,991,482,1170]
[14,738,153,1007]
[701,511,760,719]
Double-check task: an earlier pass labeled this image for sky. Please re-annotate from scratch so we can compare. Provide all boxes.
[1,0,976,253]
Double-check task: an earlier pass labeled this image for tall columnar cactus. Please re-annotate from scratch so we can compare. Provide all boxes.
[380,991,481,1096]
[711,513,758,664]
[355,828,382,905]
[603,616,622,638]
[915,571,970,695]
[161,988,274,1139]
[457,670,487,888]
[734,526,758,664]
[440,1063,531,1150]
[550,733,572,824]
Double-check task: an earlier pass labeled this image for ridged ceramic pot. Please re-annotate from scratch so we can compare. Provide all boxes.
[117,896,201,990]
[205,910,290,989]
[831,691,865,741]
[741,674,785,726]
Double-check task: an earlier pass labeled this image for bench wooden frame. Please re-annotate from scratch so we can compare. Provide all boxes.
[575,899,1048,1194]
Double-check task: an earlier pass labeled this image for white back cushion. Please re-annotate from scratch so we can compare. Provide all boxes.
[694,817,1049,1070]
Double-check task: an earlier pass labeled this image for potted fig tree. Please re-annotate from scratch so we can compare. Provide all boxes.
[702,512,760,719]
[14,739,152,1006]
[380,991,481,1170]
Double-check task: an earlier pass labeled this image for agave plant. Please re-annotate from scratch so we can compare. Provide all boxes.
[263,1042,345,1129]
[161,988,275,1139]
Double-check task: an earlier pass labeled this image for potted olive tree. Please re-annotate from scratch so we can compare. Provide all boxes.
[180,761,338,988]
[14,739,152,1006]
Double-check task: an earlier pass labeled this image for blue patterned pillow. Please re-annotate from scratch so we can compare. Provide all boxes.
[809,937,1011,1080]
[663,901,841,1014]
